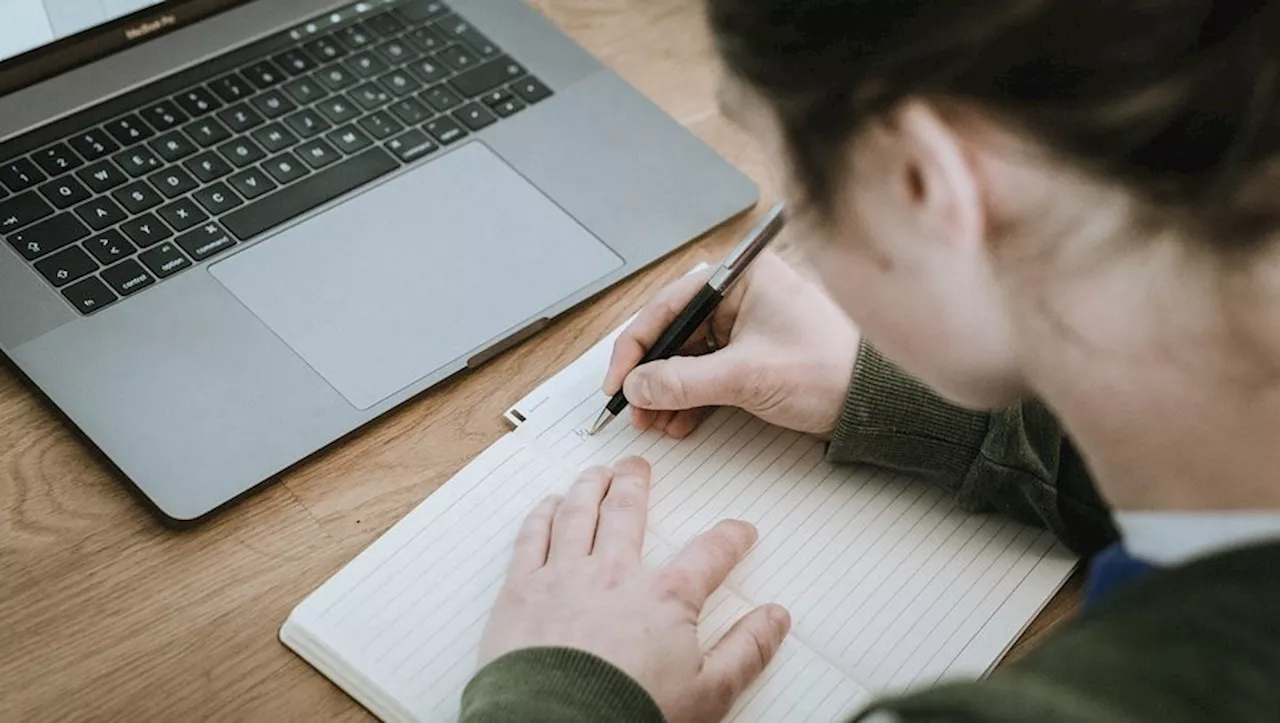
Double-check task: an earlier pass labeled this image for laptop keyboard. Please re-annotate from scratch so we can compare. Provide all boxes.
[0,0,553,316]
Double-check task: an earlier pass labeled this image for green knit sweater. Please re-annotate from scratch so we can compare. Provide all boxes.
[457,343,1280,722]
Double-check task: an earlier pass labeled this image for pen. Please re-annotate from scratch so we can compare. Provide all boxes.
[589,201,787,435]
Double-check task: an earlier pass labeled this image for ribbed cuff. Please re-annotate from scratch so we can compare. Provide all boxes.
[828,340,991,486]
[461,647,666,723]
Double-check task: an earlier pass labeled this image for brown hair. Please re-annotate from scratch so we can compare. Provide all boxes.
[707,1,1280,251]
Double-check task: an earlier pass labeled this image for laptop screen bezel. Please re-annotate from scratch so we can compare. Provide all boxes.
[0,0,256,96]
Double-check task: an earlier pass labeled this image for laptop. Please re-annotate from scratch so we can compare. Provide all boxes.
[0,0,756,524]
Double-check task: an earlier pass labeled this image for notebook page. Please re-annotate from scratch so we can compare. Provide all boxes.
[517,376,1077,694]
[286,425,868,722]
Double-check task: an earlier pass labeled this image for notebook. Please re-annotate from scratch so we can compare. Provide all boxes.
[281,313,1078,723]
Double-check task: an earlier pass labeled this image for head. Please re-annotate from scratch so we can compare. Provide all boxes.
[707,0,1280,409]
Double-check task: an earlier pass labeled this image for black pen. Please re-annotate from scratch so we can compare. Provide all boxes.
[588,201,787,435]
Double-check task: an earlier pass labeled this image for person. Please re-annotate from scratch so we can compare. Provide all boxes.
[456,0,1280,720]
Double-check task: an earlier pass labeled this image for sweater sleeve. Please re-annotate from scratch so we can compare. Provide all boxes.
[827,341,1116,556]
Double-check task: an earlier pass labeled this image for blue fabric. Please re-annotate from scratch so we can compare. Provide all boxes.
[1084,542,1158,608]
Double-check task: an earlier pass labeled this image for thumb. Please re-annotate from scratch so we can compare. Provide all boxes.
[623,351,751,412]
[700,604,790,707]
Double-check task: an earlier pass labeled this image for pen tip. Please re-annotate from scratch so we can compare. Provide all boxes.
[588,410,615,436]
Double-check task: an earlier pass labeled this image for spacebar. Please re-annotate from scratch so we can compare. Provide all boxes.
[222,148,399,240]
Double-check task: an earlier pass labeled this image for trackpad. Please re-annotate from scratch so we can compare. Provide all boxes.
[210,143,622,410]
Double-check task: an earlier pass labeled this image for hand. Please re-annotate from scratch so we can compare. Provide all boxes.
[479,457,791,723]
[605,250,861,438]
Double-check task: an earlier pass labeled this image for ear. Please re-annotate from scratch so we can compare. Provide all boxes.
[891,100,985,253]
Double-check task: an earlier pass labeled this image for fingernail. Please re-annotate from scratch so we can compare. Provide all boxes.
[625,373,650,406]
[768,604,791,632]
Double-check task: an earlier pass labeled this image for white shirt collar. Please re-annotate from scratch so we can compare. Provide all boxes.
[1114,511,1280,566]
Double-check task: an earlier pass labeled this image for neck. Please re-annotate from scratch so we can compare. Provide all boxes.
[1019,232,1280,512]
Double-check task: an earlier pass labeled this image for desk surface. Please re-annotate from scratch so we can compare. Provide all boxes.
[0,1,1080,719]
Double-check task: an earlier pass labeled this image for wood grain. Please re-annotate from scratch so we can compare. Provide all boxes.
[0,1,1075,720]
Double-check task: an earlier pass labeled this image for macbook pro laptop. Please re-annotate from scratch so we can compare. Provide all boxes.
[0,0,755,524]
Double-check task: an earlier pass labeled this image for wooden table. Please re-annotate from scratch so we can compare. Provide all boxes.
[0,1,1080,719]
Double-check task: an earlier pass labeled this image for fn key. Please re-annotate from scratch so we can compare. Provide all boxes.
[62,276,116,315]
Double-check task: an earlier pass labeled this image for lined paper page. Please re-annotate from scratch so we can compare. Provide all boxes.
[518,377,1076,693]
[287,422,867,722]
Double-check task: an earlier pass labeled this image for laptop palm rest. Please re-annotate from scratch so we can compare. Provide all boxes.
[209,143,623,410]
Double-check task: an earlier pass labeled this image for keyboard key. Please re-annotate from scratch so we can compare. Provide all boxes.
[345,51,388,79]
[113,146,163,177]
[176,221,237,261]
[248,123,297,155]
[62,276,116,314]
[450,56,525,98]
[33,143,84,176]
[349,82,392,111]
[184,117,232,147]
[390,96,431,125]
[480,88,512,106]
[406,25,446,53]
[397,0,450,23]
[296,139,341,169]
[364,12,404,36]
[437,44,479,71]
[218,104,265,133]
[68,130,121,161]
[408,57,449,84]
[192,183,243,215]
[437,17,499,57]
[83,229,135,265]
[103,115,155,147]
[149,131,199,163]
[244,60,286,89]
[250,90,297,120]
[316,97,361,124]
[423,115,467,145]
[273,49,317,76]
[113,181,165,214]
[209,73,255,103]
[379,69,422,97]
[304,35,347,63]
[139,241,191,278]
[337,24,375,50]
[284,76,324,105]
[157,198,208,232]
[421,84,464,111]
[38,175,91,208]
[492,96,526,117]
[35,245,97,286]
[185,151,234,182]
[0,158,47,192]
[140,101,189,131]
[511,76,552,104]
[175,87,222,117]
[148,167,199,198]
[385,129,437,163]
[101,258,155,297]
[217,137,267,168]
[0,191,53,232]
[120,213,172,248]
[375,38,419,65]
[285,109,331,138]
[228,168,276,200]
[6,212,89,260]
[357,111,403,140]
[74,196,127,230]
[327,125,373,154]
[453,101,497,131]
[262,152,309,184]
[76,160,128,193]
[222,147,397,240]
[316,64,358,91]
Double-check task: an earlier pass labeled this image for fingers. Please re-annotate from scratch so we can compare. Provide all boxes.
[666,409,712,439]
[508,495,562,575]
[550,466,613,559]
[663,519,758,606]
[700,604,790,704]
[605,272,713,395]
[592,457,652,561]
[623,352,752,412]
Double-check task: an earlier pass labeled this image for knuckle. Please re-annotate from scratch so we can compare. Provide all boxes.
[736,363,779,409]
[709,673,739,710]
[654,568,694,601]
[601,489,642,513]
